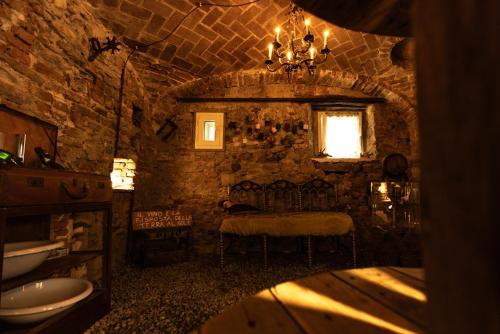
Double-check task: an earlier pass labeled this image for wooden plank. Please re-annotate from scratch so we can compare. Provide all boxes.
[199,289,304,334]
[177,96,386,104]
[271,272,422,334]
[0,208,6,293]
[5,202,112,217]
[332,267,426,328]
[388,267,425,281]
[103,206,112,290]
[2,251,102,291]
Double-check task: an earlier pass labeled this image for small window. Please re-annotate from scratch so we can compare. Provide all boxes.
[194,112,225,150]
[316,111,365,159]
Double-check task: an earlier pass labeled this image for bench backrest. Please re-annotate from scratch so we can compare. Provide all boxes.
[228,179,340,213]
[228,180,265,211]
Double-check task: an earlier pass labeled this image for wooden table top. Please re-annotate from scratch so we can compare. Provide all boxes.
[195,267,426,334]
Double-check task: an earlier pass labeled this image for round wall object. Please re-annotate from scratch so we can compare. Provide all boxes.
[383,153,409,179]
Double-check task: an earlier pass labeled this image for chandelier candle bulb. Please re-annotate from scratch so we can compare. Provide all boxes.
[263,3,330,78]
[305,18,311,34]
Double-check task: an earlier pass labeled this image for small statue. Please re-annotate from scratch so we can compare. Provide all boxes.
[315,148,331,158]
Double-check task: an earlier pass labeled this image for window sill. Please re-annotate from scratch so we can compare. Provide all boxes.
[311,157,377,163]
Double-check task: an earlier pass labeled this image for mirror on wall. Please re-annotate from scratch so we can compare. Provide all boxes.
[0,104,58,167]
[0,132,27,162]
[370,181,420,230]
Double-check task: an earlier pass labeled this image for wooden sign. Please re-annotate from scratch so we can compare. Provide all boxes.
[133,210,192,230]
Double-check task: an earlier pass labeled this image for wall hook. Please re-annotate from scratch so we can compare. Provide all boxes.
[88,36,122,62]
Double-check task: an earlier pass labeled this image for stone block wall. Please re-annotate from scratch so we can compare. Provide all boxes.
[0,0,156,270]
[0,0,418,266]
[148,70,416,257]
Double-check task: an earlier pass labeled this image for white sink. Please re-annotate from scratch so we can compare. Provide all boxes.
[2,240,65,280]
[0,278,93,324]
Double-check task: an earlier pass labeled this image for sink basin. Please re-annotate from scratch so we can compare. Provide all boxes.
[0,278,93,324]
[2,240,65,280]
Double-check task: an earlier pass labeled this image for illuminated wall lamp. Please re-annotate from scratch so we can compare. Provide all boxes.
[110,158,136,191]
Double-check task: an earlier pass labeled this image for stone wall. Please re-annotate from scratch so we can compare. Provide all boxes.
[0,0,155,270]
[148,70,416,257]
[0,0,418,265]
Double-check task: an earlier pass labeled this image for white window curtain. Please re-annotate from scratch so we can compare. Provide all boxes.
[319,112,362,158]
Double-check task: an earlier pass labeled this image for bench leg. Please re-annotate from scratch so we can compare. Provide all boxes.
[263,235,268,269]
[307,235,312,268]
[352,230,357,268]
[220,232,224,270]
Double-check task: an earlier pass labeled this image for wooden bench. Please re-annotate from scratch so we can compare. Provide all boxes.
[219,179,356,268]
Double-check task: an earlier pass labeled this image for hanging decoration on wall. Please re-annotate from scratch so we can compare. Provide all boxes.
[265,2,331,78]
[88,36,122,62]
[225,117,308,149]
[382,153,409,181]
[314,148,331,158]
[156,118,178,141]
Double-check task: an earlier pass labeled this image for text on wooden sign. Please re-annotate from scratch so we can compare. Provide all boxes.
[133,210,192,230]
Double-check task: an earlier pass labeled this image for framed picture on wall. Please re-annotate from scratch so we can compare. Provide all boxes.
[194,112,225,150]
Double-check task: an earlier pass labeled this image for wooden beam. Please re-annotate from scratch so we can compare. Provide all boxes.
[415,0,500,333]
[177,96,385,104]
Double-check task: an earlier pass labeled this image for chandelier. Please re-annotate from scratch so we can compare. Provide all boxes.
[265,3,331,78]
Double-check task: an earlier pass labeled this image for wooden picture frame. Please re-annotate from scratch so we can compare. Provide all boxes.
[193,112,225,151]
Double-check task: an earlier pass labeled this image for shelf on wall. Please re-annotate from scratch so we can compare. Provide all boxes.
[1,251,102,292]
[0,289,110,334]
[4,202,112,218]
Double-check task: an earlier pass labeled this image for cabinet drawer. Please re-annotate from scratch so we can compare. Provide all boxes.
[0,167,112,206]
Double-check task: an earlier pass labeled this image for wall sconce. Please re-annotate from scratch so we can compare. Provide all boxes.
[88,37,122,62]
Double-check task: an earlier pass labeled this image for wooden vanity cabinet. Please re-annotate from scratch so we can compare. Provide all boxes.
[0,166,112,334]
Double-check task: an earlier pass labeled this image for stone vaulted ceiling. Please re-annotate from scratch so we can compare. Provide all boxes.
[87,0,414,101]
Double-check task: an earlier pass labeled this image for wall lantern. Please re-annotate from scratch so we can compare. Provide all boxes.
[110,158,136,191]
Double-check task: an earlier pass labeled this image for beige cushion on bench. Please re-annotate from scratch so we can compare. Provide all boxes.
[220,212,354,237]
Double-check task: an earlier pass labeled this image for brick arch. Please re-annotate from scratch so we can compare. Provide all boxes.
[158,69,418,161]
[91,0,404,88]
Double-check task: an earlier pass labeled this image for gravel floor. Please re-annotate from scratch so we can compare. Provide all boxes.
[87,253,351,334]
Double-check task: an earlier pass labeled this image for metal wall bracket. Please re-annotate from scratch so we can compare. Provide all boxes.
[88,37,122,62]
